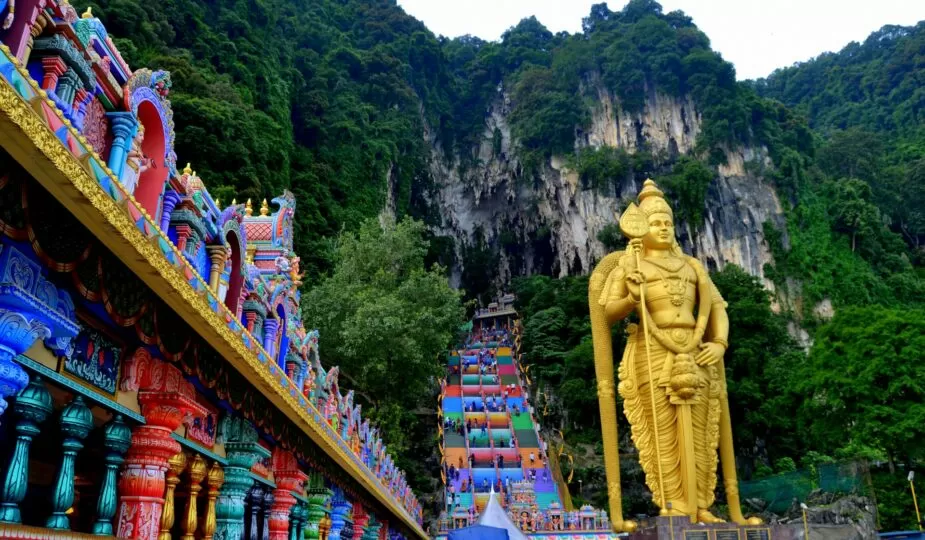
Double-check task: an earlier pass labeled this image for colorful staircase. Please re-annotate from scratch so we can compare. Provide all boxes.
[441,339,562,515]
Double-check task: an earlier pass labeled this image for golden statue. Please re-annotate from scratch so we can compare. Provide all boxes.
[589,179,758,531]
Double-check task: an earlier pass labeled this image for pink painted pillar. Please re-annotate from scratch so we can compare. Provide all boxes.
[1,0,46,63]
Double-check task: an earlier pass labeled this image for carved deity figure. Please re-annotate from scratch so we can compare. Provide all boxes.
[121,124,150,195]
[590,179,759,531]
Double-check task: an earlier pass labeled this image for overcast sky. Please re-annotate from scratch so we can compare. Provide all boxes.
[395,0,925,80]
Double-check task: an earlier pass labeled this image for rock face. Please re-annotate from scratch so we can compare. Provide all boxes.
[426,80,787,289]
[764,494,879,540]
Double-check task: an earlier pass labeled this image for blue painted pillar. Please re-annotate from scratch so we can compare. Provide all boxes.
[328,489,351,540]
[0,244,79,422]
[263,319,279,360]
[106,112,138,180]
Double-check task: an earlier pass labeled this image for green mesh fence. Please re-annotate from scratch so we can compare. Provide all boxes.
[738,461,864,514]
[739,470,814,513]
[819,461,864,495]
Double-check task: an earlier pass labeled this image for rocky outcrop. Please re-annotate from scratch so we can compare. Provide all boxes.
[426,81,787,289]
[756,493,879,540]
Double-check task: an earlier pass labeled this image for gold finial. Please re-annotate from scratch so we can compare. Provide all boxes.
[260,198,269,216]
[245,199,253,216]
[192,171,197,178]
[81,6,93,18]
[215,198,220,209]
[183,162,192,175]
[207,461,224,488]
[231,198,237,206]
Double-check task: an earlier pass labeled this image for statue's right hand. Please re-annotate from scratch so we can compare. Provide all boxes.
[628,238,644,254]
[626,271,645,302]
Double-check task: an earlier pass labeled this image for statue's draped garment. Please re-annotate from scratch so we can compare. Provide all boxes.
[601,252,726,511]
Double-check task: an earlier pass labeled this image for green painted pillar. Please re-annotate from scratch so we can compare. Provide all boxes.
[215,416,271,540]
[303,474,332,540]
[46,395,93,530]
[289,503,303,540]
[92,414,131,535]
[362,517,380,540]
[0,376,52,523]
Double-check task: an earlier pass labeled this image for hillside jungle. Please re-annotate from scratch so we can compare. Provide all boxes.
[84,0,925,528]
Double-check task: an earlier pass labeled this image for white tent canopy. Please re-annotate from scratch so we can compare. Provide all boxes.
[477,488,527,540]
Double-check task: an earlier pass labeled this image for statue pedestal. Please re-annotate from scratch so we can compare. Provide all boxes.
[629,517,803,540]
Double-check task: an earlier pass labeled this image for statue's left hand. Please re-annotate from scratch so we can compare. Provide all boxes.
[695,342,725,366]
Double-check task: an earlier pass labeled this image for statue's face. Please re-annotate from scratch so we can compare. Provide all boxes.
[644,212,675,249]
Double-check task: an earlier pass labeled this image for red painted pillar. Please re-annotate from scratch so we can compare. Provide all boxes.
[269,448,307,540]
[352,503,369,540]
[175,224,192,253]
[40,56,66,91]
[114,349,207,540]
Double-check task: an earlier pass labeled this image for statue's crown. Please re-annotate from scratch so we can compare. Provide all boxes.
[638,178,673,218]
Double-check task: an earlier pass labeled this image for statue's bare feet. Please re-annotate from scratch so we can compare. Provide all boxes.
[616,520,637,533]
[697,509,726,523]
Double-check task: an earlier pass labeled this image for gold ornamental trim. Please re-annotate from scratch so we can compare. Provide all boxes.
[0,48,424,540]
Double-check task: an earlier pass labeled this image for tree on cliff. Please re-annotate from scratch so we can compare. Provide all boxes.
[797,306,925,463]
[302,217,464,487]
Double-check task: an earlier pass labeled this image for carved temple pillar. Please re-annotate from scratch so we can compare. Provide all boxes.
[263,490,274,540]
[180,454,207,540]
[351,503,368,540]
[207,245,229,293]
[304,475,333,540]
[175,224,193,254]
[246,484,265,540]
[262,319,279,361]
[216,417,271,540]
[361,517,380,540]
[159,191,182,232]
[106,112,138,180]
[268,448,307,540]
[46,395,93,530]
[201,461,224,540]
[0,376,51,523]
[116,348,207,540]
[159,453,187,540]
[91,414,132,535]
[56,69,79,112]
[327,490,350,540]
[0,245,78,424]
[288,503,303,540]
[40,56,66,92]
[318,512,331,540]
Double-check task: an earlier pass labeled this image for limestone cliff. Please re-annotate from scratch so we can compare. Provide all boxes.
[426,80,787,292]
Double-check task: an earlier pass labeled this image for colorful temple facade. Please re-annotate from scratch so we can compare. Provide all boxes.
[436,305,616,539]
[0,2,423,539]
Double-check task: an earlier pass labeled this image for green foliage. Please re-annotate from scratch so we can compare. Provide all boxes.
[659,156,714,226]
[513,275,605,437]
[710,265,803,466]
[302,217,464,487]
[755,23,925,254]
[509,66,587,164]
[574,146,631,191]
[89,0,457,280]
[797,306,925,461]
[754,23,925,137]
[871,469,924,531]
[596,223,627,251]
